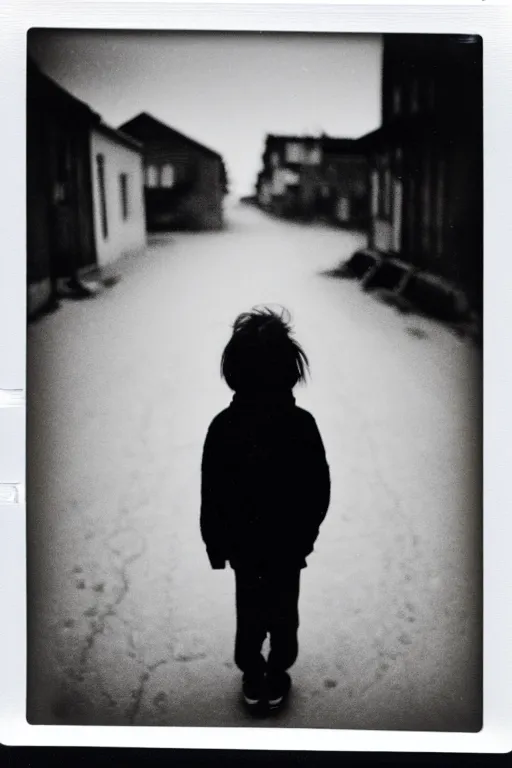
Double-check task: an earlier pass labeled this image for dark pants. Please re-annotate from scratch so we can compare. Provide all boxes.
[234,569,301,678]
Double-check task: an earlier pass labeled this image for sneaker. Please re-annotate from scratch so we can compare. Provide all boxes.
[266,671,291,710]
[242,674,265,707]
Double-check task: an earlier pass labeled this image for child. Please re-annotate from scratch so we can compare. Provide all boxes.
[200,306,330,711]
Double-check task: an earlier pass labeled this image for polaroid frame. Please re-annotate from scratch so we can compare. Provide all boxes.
[1,0,511,755]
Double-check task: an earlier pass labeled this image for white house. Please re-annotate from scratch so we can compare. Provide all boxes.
[90,124,146,268]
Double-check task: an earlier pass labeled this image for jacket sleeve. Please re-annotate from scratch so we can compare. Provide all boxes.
[299,415,331,557]
[200,418,228,569]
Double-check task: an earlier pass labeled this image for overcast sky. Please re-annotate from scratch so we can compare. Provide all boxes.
[28,30,382,198]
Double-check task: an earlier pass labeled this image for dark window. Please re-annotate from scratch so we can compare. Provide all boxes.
[96,154,108,240]
[120,173,129,220]
[378,155,392,220]
[383,167,392,218]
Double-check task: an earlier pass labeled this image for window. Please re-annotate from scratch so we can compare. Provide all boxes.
[371,170,379,217]
[271,152,280,169]
[120,173,129,220]
[286,142,303,164]
[145,164,158,188]
[284,169,300,185]
[272,169,286,196]
[96,154,108,240]
[392,179,403,252]
[161,163,174,188]
[383,167,392,218]
[378,155,392,220]
[408,177,416,252]
[307,146,322,165]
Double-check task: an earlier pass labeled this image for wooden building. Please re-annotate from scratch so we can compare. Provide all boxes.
[119,113,227,232]
[256,135,322,219]
[255,134,369,227]
[360,34,483,306]
[27,60,149,318]
[321,138,370,229]
[27,58,99,316]
[90,124,146,268]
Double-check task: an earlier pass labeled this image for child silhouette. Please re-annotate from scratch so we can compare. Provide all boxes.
[201,306,330,711]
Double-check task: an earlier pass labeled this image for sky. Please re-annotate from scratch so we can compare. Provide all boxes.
[28,30,382,198]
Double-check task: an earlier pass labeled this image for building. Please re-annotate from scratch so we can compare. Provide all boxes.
[90,123,146,269]
[27,59,148,319]
[255,134,369,227]
[321,138,370,229]
[119,113,227,232]
[27,58,99,316]
[256,135,322,219]
[360,34,483,306]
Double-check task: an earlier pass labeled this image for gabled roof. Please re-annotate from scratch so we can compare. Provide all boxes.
[119,112,223,161]
[95,121,144,153]
[28,58,144,153]
[27,56,101,125]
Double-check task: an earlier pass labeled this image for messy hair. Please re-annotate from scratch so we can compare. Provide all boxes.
[221,305,310,392]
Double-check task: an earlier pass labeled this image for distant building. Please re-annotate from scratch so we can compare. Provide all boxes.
[27,58,98,316]
[255,134,369,227]
[360,34,483,305]
[90,123,146,268]
[256,135,322,219]
[321,138,370,229]
[119,113,227,232]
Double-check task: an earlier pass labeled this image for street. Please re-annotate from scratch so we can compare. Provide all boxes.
[27,203,482,731]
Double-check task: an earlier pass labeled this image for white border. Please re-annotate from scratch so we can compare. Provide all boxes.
[1,0,511,754]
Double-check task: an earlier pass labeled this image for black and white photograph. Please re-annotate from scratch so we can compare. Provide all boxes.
[25,29,483,732]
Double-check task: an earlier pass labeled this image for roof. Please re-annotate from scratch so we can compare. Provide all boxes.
[321,137,365,155]
[27,59,145,154]
[357,108,480,151]
[383,33,482,67]
[263,134,365,158]
[27,56,101,125]
[94,121,144,153]
[119,112,223,161]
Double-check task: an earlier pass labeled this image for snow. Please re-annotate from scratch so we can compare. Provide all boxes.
[27,203,482,731]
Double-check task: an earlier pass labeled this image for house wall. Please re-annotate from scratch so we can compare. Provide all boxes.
[374,35,482,303]
[442,136,482,300]
[142,140,224,231]
[90,130,146,268]
[27,63,98,317]
[192,154,224,230]
[258,180,272,207]
[27,91,52,315]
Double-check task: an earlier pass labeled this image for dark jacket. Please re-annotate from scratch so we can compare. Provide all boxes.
[200,390,331,572]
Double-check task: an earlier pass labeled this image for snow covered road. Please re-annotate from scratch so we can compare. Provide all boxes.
[27,203,482,731]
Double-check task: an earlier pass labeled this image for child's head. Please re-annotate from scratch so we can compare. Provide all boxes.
[221,305,309,393]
